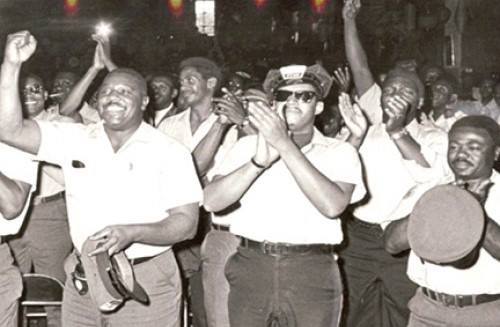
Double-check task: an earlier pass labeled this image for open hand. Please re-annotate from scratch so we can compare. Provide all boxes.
[342,0,361,21]
[338,92,367,140]
[333,66,352,94]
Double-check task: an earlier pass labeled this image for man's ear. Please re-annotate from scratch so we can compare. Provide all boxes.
[172,88,178,99]
[449,94,458,104]
[43,91,48,101]
[141,96,149,111]
[315,101,324,115]
[417,97,424,109]
[207,77,217,91]
[494,146,500,161]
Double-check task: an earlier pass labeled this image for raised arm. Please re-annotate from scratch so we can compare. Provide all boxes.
[0,31,41,154]
[343,0,375,96]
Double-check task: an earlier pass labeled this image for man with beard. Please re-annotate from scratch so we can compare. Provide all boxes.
[384,116,500,326]
[340,1,451,326]
[0,30,201,326]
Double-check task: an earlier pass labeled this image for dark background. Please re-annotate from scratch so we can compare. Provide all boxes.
[0,0,499,91]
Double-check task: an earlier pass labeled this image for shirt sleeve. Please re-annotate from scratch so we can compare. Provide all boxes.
[0,142,38,186]
[0,143,38,236]
[36,120,83,166]
[357,83,383,125]
[211,135,256,178]
[160,143,203,210]
[402,126,453,184]
[316,141,366,203]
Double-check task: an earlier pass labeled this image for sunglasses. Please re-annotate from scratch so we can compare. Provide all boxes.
[274,90,318,103]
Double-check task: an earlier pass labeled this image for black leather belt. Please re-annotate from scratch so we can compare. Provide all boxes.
[33,191,65,206]
[211,223,230,232]
[422,287,500,307]
[239,237,335,256]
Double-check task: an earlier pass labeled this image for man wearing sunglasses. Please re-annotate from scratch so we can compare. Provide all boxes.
[204,64,366,326]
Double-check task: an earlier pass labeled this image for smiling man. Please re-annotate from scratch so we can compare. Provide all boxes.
[0,31,201,327]
[147,73,178,128]
[383,115,500,326]
[203,64,366,326]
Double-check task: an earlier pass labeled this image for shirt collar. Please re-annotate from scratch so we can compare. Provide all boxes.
[300,128,330,153]
[92,121,153,152]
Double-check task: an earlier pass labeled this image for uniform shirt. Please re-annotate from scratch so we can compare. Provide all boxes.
[214,129,366,245]
[36,121,202,258]
[407,171,500,295]
[352,84,451,224]
[159,107,239,226]
[33,105,75,198]
[0,142,38,236]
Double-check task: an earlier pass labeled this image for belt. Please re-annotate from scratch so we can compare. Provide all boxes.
[422,287,500,308]
[239,237,335,256]
[33,191,65,206]
[211,223,230,232]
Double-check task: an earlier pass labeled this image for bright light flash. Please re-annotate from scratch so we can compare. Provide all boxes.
[95,22,112,37]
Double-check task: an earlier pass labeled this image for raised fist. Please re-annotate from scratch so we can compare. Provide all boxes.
[4,31,37,65]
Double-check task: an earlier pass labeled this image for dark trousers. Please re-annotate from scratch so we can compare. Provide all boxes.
[226,245,343,327]
[339,217,417,327]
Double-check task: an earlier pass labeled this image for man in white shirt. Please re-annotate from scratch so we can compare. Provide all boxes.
[421,75,466,132]
[204,64,366,326]
[0,143,38,327]
[159,57,243,327]
[7,73,76,327]
[456,77,500,121]
[147,73,178,127]
[340,1,451,326]
[0,31,201,327]
[384,116,500,326]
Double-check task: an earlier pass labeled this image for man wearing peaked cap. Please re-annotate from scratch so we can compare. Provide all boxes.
[384,116,500,326]
[203,62,366,326]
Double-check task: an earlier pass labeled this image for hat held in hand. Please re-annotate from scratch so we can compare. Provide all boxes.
[80,238,150,312]
[408,184,485,264]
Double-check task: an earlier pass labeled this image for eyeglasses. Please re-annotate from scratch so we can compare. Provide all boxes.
[274,90,317,103]
[22,85,44,96]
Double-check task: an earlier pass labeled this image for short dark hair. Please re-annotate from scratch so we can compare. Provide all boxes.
[433,73,458,94]
[179,57,222,90]
[106,68,147,95]
[384,67,425,100]
[450,115,500,147]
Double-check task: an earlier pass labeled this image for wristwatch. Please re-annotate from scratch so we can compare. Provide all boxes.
[389,128,409,140]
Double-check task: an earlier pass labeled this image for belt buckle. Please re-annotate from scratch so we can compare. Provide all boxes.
[262,241,282,256]
[71,263,88,296]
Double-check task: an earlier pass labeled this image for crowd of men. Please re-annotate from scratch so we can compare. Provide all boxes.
[0,0,500,326]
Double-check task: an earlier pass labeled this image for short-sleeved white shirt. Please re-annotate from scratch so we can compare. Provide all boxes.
[353,84,451,224]
[158,107,239,226]
[0,142,38,236]
[213,129,366,245]
[407,171,500,295]
[36,121,203,258]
